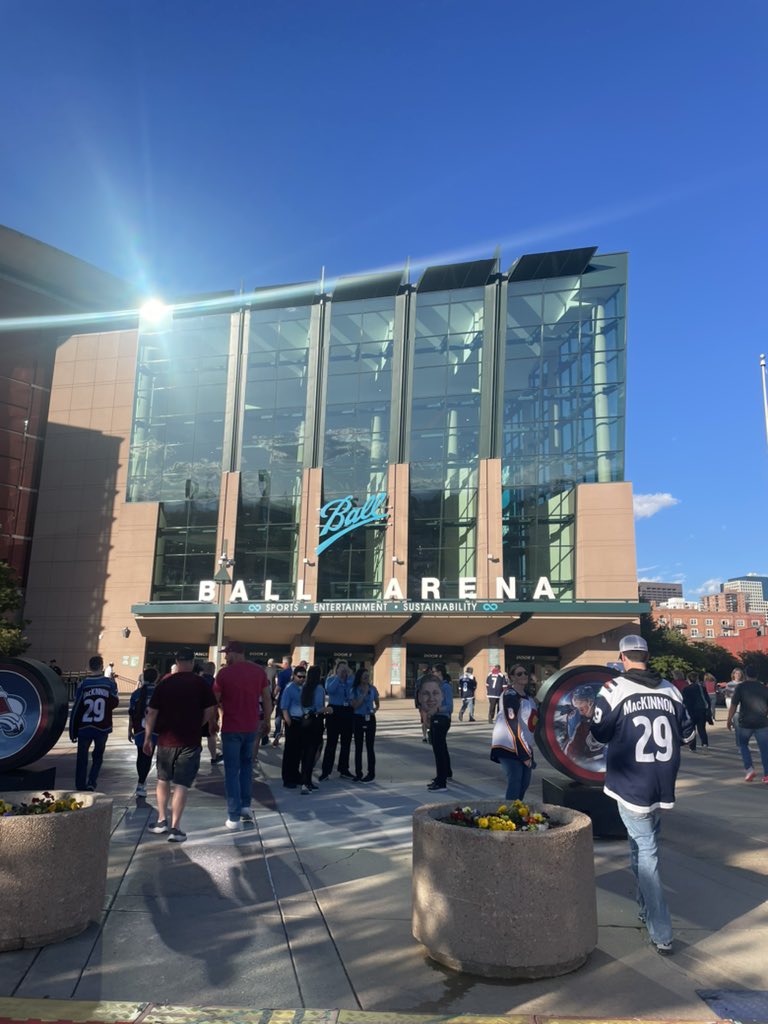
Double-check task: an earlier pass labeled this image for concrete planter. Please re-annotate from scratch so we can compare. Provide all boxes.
[0,791,113,951]
[412,801,597,979]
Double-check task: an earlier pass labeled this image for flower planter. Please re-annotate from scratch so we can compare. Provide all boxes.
[412,801,597,979]
[0,791,113,951]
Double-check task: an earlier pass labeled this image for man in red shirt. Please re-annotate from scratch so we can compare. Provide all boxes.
[143,648,218,842]
[214,641,272,831]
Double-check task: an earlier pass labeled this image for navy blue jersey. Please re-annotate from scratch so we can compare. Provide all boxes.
[590,671,693,813]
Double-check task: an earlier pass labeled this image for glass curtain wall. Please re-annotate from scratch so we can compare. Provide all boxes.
[317,295,395,600]
[235,304,313,600]
[126,312,231,600]
[408,287,483,597]
[501,256,626,597]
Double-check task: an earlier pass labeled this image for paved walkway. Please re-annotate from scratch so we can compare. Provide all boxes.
[1,705,766,1022]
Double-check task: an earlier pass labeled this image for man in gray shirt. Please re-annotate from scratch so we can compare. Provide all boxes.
[726,665,768,783]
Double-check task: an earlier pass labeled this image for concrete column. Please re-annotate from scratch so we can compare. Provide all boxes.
[374,635,404,699]
[296,467,323,600]
[463,635,502,717]
[383,463,409,597]
[476,459,503,599]
[216,471,241,571]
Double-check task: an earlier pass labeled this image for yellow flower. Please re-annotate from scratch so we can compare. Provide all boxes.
[477,817,490,829]
[497,804,508,813]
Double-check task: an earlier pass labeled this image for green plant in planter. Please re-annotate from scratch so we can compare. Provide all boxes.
[0,791,83,816]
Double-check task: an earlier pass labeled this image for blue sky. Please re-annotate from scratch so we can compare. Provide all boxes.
[1,1,766,599]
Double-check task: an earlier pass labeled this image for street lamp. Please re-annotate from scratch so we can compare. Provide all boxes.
[214,541,234,670]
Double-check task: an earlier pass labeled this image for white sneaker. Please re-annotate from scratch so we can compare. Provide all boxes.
[745,769,756,782]
[135,784,147,797]
[225,818,243,831]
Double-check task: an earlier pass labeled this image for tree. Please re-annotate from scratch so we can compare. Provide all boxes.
[640,613,739,680]
[0,561,28,656]
[740,651,768,680]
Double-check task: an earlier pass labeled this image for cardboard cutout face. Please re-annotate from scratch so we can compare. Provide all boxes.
[417,677,442,715]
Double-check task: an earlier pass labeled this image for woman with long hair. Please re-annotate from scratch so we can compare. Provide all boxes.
[350,667,379,782]
[490,662,538,801]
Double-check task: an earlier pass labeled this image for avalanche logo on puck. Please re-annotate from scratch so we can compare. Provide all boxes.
[0,658,68,771]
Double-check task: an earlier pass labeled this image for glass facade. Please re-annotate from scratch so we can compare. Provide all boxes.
[126,251,627,606]
[407,287,483,597]
[127,312,231,502]
[501,255,626,597]
[318,295,395,600]
[236,303,313,599]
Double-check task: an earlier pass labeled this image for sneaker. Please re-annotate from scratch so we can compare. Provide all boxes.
[167,828,186,843]
[426,779,438,788]
[309,782,320,791]
[135,784,147,797]
[351,776,363,783]
[272,738,281,748]
[338,770,354,779]
[318,773,330,782]
[85,784,96,792]
[427,781,447,791]
[225,818,243,831]
[300,785,310,795]
[361,774,375,783]
[283,782,297,789]
[422,736,428,743]
[211,754,224,765]
[240,810,255,824]
[654,941,673,956]
[469,717,476,721]
[745,769,756,782]
[149,819,168,834]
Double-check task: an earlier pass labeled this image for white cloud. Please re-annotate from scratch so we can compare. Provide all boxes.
[633,493,680,519]
[637,565,658,574]
[692,578,721,596]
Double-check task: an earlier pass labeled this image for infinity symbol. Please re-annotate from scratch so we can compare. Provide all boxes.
[247,604,263,612]
[481,602,499,612]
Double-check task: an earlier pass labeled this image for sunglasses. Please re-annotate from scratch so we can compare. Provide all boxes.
[294,673,306,679]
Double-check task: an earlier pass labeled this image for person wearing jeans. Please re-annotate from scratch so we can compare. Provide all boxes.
[726,666,768,782]
[490,663,537,801]
[214,641,272,830]
[590,635,693,956]
[617,805,673,947]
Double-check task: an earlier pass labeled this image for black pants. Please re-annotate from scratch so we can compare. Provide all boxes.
[282,719,304,784]
[353,715,376,779]
[430,714,451,784]
[136,745,154,785]
[690,715,709,749]
[487,697,499,722]
[300,717,324,786]
[322,706,353,775]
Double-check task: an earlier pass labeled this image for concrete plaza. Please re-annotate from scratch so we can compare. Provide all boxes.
[1,705,766,1021]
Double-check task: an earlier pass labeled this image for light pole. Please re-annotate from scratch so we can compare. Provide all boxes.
[214,540,234,670]
[761,354,768,450]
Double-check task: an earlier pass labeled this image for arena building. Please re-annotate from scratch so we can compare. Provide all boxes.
[1,227,645,693]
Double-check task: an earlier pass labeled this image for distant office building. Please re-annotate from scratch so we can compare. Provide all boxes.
[724,576,768,618]
[638,581,683,604]
[701,591,748,613]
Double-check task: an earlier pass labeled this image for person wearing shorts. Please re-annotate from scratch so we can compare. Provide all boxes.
[143,647,217,842]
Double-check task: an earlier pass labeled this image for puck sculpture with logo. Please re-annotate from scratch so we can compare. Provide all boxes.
[0,657,69,772]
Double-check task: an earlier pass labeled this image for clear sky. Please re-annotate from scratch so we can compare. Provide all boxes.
[1,0,766,600]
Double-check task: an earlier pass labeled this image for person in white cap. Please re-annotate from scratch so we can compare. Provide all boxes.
[590,634,693,957]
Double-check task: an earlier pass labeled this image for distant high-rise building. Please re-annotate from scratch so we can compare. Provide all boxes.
[702,591,748,613]
[723,576,768,619]
[638,581,683,605]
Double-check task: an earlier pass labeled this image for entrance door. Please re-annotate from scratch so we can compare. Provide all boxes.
[406,646,464,698]
[314,645,375,681]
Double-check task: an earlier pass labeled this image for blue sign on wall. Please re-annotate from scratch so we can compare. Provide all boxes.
[316,493,389,555]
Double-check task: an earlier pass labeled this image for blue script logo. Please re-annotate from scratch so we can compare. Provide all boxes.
[316,492,389,555]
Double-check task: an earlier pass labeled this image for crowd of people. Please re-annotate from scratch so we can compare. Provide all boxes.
[68,639,768,947]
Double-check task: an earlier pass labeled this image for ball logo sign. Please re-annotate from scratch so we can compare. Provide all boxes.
[0,658,69,771]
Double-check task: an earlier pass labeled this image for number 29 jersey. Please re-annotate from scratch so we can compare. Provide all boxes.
[69,676,120,739]
[589,672,693,813]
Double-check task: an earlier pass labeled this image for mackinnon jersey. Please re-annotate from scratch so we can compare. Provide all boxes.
[590,672,693,813]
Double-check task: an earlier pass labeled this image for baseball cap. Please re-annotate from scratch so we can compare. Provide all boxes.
[175,647,195,662]
[222,641,244,654]
[619,634,648,654]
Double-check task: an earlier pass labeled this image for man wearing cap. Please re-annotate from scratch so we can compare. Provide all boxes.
[590,635,693,956]
[143,648,218,842]
[214,641,272,830]
[485,665,505,722]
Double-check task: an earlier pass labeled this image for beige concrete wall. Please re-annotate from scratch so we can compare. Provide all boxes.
[574,482,637,601]
[24,329,154,685]
[560,622,639,667]
[384,463,409,596]
[296,467,322,600]
[476,459,503,599]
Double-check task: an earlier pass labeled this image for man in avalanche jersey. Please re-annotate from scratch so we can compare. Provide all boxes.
[69,654,120,791]
[590,635,693,957]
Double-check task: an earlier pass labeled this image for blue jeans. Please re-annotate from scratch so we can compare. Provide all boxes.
[499,756,531,801]
[458,697,475,720]
[76,731,108,790]
[221,731,257,819]
[735,725,768,774]
[618,803,672,946]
